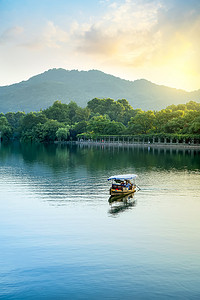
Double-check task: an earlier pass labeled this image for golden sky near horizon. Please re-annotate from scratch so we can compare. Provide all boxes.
[0,0,200,91]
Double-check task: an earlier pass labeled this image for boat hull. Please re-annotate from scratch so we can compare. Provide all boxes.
[110,187,136,197]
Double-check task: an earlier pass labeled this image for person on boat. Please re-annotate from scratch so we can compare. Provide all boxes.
[125,180,131,189]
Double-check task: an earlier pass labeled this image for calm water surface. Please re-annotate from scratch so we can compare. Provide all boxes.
[0,143,200,299]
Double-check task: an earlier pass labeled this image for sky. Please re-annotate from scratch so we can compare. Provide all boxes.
[0,0,200,91]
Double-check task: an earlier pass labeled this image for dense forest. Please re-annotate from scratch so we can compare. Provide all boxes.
[0,98,200,142]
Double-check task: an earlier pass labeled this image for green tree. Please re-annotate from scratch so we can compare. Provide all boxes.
[188,115,200,134]
[75,107,90,122]
[20,112,47,131]
[181,110,199,133]
[0,116,13,140]
[5,112,25,130]
[40,120,64,142]
[67,101,80,124]
[154,109,173,132]
[87,98,125,122]
[87,98,104,113]
[116,99,136,125]
[104,120,126,135]
[87,115,126,135]
[19,112,48,142]
[128,110,155,134]
[56,127,70,141]
[87,115,111,134]
[186,101,200,111]
[43,101,70,123]
[73,121,88,134]
[163,117,185,133]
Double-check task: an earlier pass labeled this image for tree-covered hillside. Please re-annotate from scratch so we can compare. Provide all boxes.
[0,68,200,113]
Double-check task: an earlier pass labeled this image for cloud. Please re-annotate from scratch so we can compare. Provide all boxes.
[3,0,199,70]
[43,21,69,48]
[158,0,200,25]
[72,1,160,62]
[77,26,120,55]
[152,0,200,69]
[69,0,200,73]
[0,26,24,45]
[61,0,199,90]
[20,21,69,50]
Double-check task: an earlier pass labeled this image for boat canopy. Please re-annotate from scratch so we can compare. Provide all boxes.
[107,174,137,181]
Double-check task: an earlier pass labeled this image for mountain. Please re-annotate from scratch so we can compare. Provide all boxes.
[0,68,199,113]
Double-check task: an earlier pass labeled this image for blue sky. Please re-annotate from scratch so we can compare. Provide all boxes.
[0,0,200,91]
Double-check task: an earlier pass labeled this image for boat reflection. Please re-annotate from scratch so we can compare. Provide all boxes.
[108,193,136,216]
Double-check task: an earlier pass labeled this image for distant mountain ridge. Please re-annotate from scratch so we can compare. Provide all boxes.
[0,68,199,113]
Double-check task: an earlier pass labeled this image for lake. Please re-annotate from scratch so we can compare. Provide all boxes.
[0,142,200,299]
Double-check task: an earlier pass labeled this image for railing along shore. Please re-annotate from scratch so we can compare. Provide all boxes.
[76,136,200,149]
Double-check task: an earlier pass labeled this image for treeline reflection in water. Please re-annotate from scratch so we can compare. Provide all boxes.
[0,142,199,172]
[0,142,199,206]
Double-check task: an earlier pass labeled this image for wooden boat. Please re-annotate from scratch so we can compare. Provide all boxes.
[108,174,137,197]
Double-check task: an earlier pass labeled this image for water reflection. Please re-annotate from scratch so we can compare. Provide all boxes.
[0,142,199,172]
[0,142,199,204]
[108,193,137,216]
[0,142,200,300]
